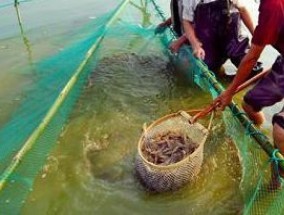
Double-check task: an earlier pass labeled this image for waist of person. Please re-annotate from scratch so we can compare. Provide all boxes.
[196,0,237,13]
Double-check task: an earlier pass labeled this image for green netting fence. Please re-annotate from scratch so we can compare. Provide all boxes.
[0,0,284,214]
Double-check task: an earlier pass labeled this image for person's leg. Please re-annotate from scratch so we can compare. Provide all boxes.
[242,69,279,126]
[242,102,265,126]
[225,13,249,67]
[269,112,284,189]
[226,13,263,77]
[243,56,284,126]
[273,114,284,152]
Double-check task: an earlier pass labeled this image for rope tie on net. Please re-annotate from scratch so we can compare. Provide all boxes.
[244,121,264,138]
[229,104,265,140]
[200,72,213,83]
[193,57,216,80]
[270,149,284,179]
[233,111,247,118]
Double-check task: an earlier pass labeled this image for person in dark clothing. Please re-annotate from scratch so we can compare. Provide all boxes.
[155,0,188,53]
[182,0,262,76]
[213,0,284,188]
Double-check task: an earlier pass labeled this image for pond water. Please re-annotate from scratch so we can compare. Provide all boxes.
[0,0,282,214]
[21,53,243,214]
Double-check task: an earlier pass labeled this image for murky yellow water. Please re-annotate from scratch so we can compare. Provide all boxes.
[18,53,242,214]
[0,0,281,214]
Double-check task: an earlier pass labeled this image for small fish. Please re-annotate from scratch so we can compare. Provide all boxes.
[142,130,199,165]
[142,123,147,133]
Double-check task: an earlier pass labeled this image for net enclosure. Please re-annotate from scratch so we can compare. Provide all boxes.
[1,0,284,214]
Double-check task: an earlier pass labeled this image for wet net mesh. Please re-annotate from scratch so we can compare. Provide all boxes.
[0,0,284,214]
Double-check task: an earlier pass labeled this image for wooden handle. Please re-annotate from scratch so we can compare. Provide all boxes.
[190,69,270,124]
[235,69,269,93]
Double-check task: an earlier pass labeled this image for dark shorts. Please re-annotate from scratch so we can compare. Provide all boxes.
[244,55,284,128]
[194,0,249,71]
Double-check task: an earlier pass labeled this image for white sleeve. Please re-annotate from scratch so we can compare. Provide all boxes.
[182,0,195,22]
[232,0,245,8]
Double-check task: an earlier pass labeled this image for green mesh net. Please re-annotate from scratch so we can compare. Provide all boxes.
[1,0,284,214]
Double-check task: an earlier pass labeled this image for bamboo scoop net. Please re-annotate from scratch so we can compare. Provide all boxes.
[135,111,210,192]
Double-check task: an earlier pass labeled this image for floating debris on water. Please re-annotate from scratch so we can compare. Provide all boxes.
[0,45,8,50]
[83,131,110,157]
[41,156,59,178]
[141,131,199,165]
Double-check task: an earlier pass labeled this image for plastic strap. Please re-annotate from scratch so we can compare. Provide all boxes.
[244,121,254,135]
[244,121,265,139]
[231,104,246,118]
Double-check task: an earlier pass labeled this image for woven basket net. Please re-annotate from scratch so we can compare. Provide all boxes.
[135,111,209,192]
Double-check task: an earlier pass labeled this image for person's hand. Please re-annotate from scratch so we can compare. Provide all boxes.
[169,40,182,53]
[155,22,168,34]
[212,87,235,111]
[192,44,205,60]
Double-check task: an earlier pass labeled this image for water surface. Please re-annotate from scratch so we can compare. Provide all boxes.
[0,0,281,214]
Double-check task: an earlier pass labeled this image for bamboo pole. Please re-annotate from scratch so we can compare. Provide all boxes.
[191,69,270,123]
[0,0,132,191]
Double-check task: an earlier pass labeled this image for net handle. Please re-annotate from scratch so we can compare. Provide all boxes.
[190,68,270,124]
[179,109,214,131]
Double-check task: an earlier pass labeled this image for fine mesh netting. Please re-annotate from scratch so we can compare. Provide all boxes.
[0,0,166,212]
[173,42,284,215]
[135,112,208,192]
[1,0,284,214]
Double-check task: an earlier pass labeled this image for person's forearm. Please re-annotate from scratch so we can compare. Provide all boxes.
[228,44,264,92]
[228,54,257,91]
[239,7,255,35]
[183,20,201,48]
[177,34,188,45]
